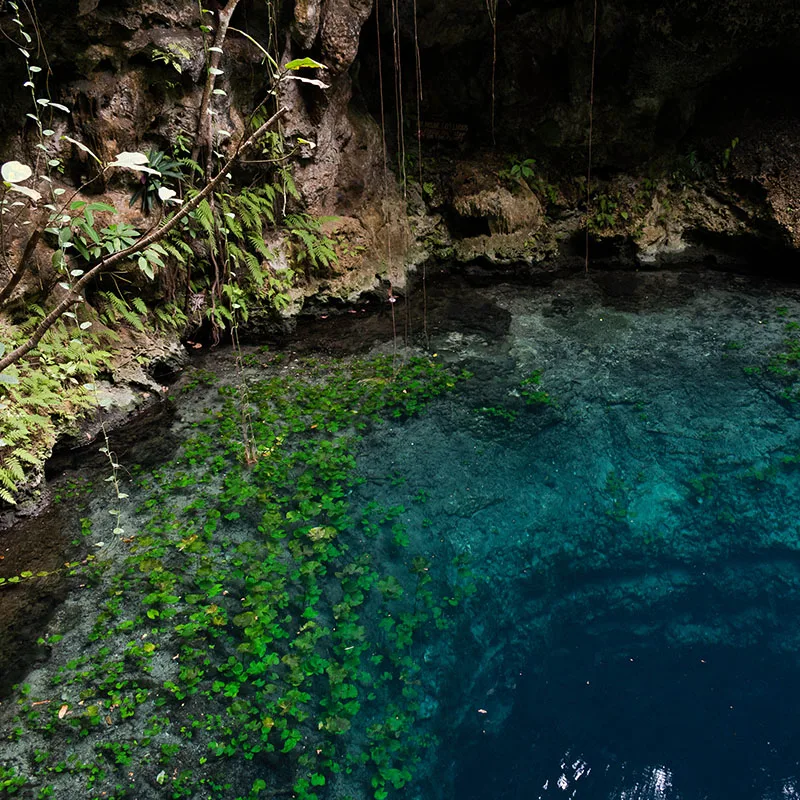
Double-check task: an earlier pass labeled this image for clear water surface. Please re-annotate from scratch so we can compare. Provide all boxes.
[4,269,800,800]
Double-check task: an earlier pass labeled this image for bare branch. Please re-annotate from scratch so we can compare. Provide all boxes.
[191,0,241,173]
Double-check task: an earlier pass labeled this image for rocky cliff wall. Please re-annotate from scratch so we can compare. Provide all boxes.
[2,0,800,305]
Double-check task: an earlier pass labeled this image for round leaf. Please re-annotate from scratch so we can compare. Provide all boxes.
[2,160,33,183]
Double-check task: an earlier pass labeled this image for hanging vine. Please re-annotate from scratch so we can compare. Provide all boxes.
[585,0,599,274]
[412,0,428,345]
[375,0,399,365]
[485,0,498,146]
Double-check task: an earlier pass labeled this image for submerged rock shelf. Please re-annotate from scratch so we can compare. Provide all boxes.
[3,269,800,800]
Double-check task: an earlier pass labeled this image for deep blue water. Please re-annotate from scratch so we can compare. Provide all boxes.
[455,643,800,800]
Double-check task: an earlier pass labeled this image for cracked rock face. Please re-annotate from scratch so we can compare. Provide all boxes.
[453,181,544,237]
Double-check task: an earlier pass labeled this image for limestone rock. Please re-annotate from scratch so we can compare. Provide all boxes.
[453,181,544,237]
[292,0,323,50]
[320,0,375,75]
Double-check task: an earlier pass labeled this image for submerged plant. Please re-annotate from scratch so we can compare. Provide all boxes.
[4,352,474,799]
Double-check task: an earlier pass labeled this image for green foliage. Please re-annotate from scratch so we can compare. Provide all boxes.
[498,156,559,207]
[182,181,300,324]
[0,765,28,793]
[519,370,553,406]
[476,405,517,423]
[149,43,192,74]
[499,157,537,182]
[721,137,739,170]
[672,149,711,185]
[742,309,800,404]
[5,352,472,798]
[129,150,184,213]
[284,214,339,277]
[590,192,627,230]
[0,321,110,503]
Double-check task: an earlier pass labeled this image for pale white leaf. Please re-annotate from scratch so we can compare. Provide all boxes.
[109,151,160,175]
[2,160,32,183]
[61,135,101,164]
[8,184,41,201]
[286,75,330,90]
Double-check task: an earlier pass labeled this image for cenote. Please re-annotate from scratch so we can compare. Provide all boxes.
[4,269,800,799]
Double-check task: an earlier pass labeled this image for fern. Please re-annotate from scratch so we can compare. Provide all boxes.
[13,449,39,466]
[178,157,204,177]
[97,291,145,331]
[131,297,148,316]
[196,198,216,236]
[285,214,338,275]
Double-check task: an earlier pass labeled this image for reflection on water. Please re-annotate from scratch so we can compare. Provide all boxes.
[538,757,672,800]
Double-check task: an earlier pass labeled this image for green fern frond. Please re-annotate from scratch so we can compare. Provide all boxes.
[131,297,148,315]
[247,234,273,261]
[196,199,215,235]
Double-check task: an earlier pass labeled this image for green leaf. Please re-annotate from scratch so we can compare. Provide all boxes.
[285,57,326,71]
[138,257,154,280]
[86,202,116,214]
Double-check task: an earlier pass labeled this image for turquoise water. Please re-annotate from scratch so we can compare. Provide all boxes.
[4,270,800,799]
[347,272,800,799]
